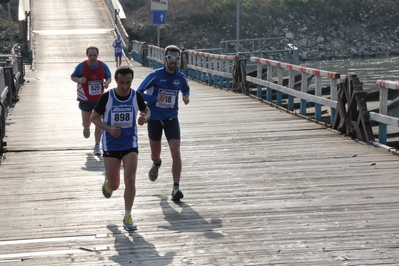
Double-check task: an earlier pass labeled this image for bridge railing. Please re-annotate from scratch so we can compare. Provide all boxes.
[0,52,25,153]
[248,57,340,124]
[370,80,399,145]
[185,50,236,90]
[146,45,166,68]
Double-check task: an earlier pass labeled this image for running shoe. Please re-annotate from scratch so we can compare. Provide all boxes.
[171,186,184,201]
[93,145,101,155]
[148,159,162,181]
[123,215,137,231]
[102,178,112,198]
[83,128,90,138]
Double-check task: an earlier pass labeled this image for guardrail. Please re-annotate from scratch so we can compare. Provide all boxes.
[248,57,340,124]
[370,80,399,146]
[0,52,25,153]
[185,50,236,90]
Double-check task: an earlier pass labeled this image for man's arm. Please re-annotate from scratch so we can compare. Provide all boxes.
[71,63,85,84]
[103,63,112,89]
[104,77,112,89]
[181,76,190,105]
[137,75,159,105]
[91,110,122,138]
[71,76,86,84]
[136,92,151,124]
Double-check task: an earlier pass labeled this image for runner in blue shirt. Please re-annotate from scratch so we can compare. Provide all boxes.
[137,45,190,201]
[112,34,125,67]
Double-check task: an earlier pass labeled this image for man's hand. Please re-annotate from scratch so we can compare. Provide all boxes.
[108,126,122,137]
[157,91,166,102]
[183,95,190,105]
[137,112,148,126]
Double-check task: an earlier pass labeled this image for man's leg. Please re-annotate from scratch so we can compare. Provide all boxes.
[168,139,181,184]
[82,111,91,138]
[102,156,121,199]
[121,152,138,230]
[150,139,162,164]
[122,152,138,211]
[148,139,162,181]
[82,111,91,128]
[168,138,184,201]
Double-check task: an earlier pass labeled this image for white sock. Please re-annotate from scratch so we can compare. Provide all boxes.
[125,210,131,216]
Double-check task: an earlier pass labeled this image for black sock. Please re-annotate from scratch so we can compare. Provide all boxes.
[173,182,179,187]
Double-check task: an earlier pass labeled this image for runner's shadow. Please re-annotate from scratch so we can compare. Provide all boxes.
[81,152,104,172]
[106,224,175,265]
[154,195,224,239]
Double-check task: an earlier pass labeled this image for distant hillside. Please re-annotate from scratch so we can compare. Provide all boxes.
[120,0,399,60]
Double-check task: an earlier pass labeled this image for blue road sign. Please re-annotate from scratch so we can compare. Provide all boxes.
[152,11,166,25]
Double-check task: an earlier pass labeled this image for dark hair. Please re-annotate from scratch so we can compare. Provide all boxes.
[164,45,181,56]
[86,46,99,55]
[114,66,134,80]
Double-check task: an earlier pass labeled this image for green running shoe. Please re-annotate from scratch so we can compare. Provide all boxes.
[123,215,137,231]
[102,178,113,198]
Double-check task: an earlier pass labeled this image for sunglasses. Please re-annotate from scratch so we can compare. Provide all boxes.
[165,55,180,61]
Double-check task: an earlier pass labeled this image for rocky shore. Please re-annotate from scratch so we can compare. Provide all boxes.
[125,1,399,62]
[172,13,399,62]
[281,15,399,61]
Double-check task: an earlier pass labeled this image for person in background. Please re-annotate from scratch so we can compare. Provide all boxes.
[112,34,126,67]
[137,45,190,202]
[71,46,111,155]
[91,66,150,231]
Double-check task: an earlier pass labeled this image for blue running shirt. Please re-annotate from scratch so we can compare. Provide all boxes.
[137,67,190,120]
[101,89,139,151]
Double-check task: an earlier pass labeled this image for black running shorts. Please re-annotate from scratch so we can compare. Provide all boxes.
[103,147,139,159]
[147,118,181,141]
[79,101,97,112]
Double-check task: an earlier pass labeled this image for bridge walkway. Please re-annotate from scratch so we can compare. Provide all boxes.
[1,0,399,265]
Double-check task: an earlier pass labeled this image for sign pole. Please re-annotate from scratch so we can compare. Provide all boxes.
[236,0,240,53]
[157,25,160,47]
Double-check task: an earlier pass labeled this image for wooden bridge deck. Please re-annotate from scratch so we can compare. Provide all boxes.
[2,0,399,265]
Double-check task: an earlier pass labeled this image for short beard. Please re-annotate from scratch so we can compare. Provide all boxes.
[167,62,177,71]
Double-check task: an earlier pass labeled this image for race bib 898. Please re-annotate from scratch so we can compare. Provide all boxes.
[111,106,134,128]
